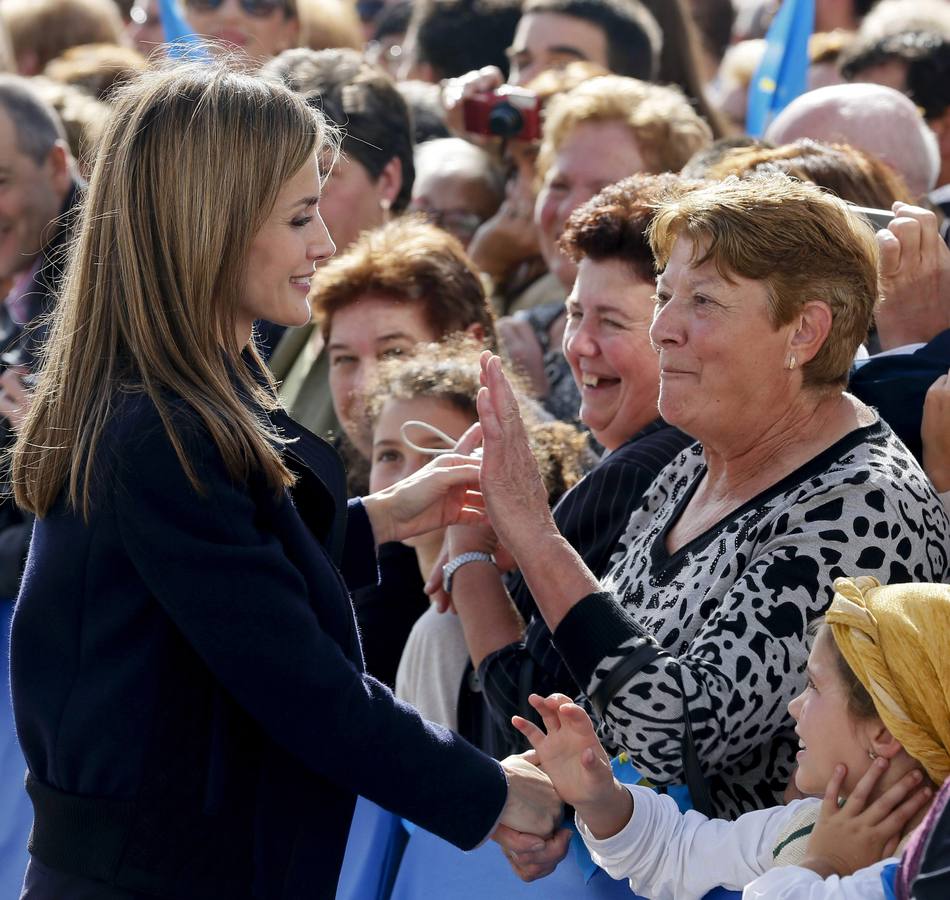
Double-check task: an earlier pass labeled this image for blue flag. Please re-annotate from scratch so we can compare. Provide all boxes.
[157,0,212,61]
[746,0,815,137]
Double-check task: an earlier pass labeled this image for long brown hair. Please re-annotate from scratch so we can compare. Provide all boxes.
[13,61,336,517]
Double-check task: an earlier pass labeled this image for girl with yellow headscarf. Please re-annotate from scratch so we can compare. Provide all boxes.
[510,576,950,899]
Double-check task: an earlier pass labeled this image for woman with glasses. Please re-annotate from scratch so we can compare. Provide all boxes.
[182,0,299,63]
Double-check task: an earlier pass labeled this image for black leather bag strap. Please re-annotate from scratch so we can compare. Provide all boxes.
[589,645,714,817]
[671,662,715,817]
[589,642,663,720]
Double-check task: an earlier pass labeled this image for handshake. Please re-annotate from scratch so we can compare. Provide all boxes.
[494,693,632,881]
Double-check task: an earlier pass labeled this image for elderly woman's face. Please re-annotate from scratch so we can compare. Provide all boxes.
[535,121,646,291]
[651,236,793,442]
[562,257,660,451]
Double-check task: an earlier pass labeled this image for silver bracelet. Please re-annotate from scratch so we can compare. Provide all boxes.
[442,551,494,594]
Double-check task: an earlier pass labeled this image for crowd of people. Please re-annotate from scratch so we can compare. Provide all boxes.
[0,0,948,899]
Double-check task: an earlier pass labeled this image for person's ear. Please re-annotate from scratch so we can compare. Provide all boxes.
[46,141,73,198]
[464,322,486,344]
[867,720,903,761]
[16,50,40,77]
[375,156,403,212]
[788,300,833,367]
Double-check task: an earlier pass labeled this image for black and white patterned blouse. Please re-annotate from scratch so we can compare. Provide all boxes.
[552,418,950,819]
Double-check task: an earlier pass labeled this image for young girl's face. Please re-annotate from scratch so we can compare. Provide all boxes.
[369,395,476,546]
[787,627,881,796]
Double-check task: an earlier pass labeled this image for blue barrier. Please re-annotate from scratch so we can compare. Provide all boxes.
[337,798,408,900]
[390,826,635,900]
[0,599,30,897]
[337,796,743,899]
[388,825,742,899]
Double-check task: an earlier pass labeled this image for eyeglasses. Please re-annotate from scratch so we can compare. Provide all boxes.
[410,205,484,242]
[183,0,291,18]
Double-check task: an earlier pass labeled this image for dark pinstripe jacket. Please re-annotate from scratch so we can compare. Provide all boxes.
[475,419,694,752]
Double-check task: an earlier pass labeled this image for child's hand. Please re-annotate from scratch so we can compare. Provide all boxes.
[513,693,633,839]
[801,759,932,878]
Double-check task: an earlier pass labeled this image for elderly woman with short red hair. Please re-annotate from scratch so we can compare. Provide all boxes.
[474,174,950,833]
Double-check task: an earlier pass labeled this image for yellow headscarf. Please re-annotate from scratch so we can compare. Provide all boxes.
[825,576,950,785]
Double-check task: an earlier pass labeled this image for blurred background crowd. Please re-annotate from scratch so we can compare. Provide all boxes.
[1,0,950,896]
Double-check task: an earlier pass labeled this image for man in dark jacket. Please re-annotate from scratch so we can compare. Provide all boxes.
[0,75,80,599]
[0,75,79,900]
[848,202,950,466]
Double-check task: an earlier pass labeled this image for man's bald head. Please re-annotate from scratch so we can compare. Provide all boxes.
[765,82,940,197]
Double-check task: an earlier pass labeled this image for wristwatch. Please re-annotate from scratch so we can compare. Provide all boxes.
[442,551,494,594]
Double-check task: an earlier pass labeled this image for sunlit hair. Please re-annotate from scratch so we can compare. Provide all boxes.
[705,138,913,209]
[559,172,708,281]
[0,0,124,75]
[13,61,339,518]
[649,173,878,388]
[42,42,149,102]
[536,75,712,183]
[364,336,590,502]
[296,0,362,51]
[311,216,497,349]
[262,48,414,213]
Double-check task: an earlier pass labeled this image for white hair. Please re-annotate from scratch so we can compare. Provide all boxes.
[859,0,950,40]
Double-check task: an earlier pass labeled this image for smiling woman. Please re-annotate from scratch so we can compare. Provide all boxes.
[473,172,950,842]
[8,62,562,900]
[238,155,334,342]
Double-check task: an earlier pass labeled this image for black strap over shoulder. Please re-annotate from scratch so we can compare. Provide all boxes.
[670,662,715,818]
[589,645,714,817]
[589,643,663,719]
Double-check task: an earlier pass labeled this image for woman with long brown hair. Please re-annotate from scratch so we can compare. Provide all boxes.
[9,61,559,899]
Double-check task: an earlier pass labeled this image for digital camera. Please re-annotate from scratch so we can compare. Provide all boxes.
[462,87,542,142]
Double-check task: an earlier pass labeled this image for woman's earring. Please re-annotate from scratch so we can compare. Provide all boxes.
[868,749,878,760]
[786,355,797,371]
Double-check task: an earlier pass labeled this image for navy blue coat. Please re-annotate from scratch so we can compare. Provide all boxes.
[849,329,950,462]
[11,391,507,899]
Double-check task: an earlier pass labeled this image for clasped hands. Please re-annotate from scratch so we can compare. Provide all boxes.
[495,693,632,881]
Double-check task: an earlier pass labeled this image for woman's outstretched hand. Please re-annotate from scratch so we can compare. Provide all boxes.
[801,759,932,878]
[362,423,485,546]
[513,693,633,840]
[477,352,555,555]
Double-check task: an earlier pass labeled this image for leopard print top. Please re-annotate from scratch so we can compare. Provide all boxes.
[556,419,950,819]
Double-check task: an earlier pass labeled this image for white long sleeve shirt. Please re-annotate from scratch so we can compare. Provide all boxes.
[578,786,894,900]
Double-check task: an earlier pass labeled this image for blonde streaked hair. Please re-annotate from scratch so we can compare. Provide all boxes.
[536,75,712,183]
[364,336,591,504]
[13,61,338,518]
[649,173,878,388]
